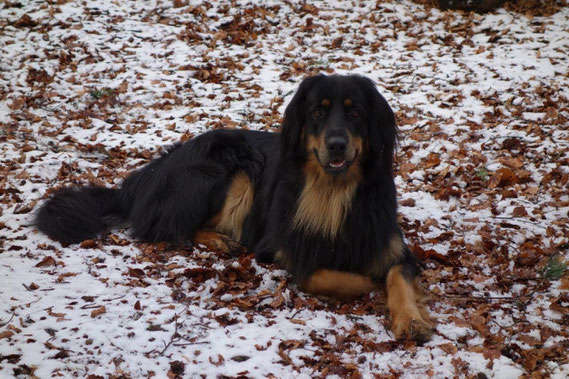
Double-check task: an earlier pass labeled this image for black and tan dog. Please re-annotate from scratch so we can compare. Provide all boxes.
[36,74,433,341]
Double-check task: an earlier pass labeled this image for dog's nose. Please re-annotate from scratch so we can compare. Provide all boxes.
[326,136,347,153]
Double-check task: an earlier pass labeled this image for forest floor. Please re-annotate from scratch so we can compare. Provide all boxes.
[1,0,568,377]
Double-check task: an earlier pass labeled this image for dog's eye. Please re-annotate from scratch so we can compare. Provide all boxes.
[349,109,361,119]
[312,109,324,119]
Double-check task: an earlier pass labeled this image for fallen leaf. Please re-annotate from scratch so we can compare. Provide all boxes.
[483,349,502,361]
[270,292,285,308]
[500,157,524,169]
[167,360,185,378]
[512,206,528,217]
[90,306,106,318]
[57,272,78,282]
[209,354,224,367]
[47,308,65,318]
[80,239,98,249]
[400,198,416,207]
[426,153,441,168]
[14,14,38,28]
[0,331,14,340]
[128,267,146,278]
[289,319,306,325]
[35,256,56,267]
[488,168,518,188]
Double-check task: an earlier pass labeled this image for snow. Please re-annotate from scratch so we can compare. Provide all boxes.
[1,0,569,377]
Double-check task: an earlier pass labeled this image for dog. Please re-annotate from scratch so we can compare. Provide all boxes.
[35,74,433,342]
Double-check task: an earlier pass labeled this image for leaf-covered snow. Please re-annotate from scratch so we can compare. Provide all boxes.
[1,0,568,377]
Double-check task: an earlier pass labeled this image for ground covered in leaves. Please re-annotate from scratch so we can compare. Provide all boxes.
[1,0,569,377]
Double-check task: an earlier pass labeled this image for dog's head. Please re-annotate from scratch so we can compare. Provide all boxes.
[280,74,397,176]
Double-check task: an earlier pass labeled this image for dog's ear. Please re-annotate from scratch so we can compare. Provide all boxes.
[357,76,397,173]
[280,75,324,156]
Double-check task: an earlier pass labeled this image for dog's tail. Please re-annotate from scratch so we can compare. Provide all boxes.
[34,186,127,244]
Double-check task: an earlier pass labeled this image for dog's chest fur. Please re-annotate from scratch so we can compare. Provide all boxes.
[292,161,360,239]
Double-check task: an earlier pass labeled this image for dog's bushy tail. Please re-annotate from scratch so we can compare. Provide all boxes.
[35,186,126,244]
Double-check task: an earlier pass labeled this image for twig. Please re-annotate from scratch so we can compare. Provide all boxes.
[288,308,302,320]
[490,319,516,331]
[0,312,15,328]
[435,291,519,302]
[156,317,180,356]
[172,341,209,347]
[146,305,189,357]
[492,216,547,229]
[444,295,517,301]
[104,295,127,302]
[505,276,540,282]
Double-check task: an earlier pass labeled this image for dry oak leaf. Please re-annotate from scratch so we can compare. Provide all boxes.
[438,343,458,355]
[502,137,524,150]
[90,306,106,318]
[483,349,502,362]
[270,292,285,309]
[80,239,98,249]
[426,152,442,168]
[7,324,21,333]
[47,308,65,318]
[512,206,528,217]
[14,14,38,28]
[0,331,14,340]
[500,157,524,169]
[411,244,450,265]
[168,360,185,378]
[8,97,26,110]
[400,198,416,207]
[35,256,56,267]
[549,294,569,315]
[518,334,542,347]
[488,168,518,188]
[128,267,146,278]
[399,162,416,173]
[470,314,487,336]
[209,354,225,367]
[57,272,78,282]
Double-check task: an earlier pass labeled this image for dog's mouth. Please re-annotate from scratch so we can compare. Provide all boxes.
[329,160,346,169]
[326,159,349,174]
[314,149,356,176]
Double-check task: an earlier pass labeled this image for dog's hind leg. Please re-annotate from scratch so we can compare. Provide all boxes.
[127,163,228,244]
[300,269,376,300]
[211,171,255,242]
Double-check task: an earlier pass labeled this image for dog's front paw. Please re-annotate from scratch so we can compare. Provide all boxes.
[391,311,433,343]
[192,231,246,256]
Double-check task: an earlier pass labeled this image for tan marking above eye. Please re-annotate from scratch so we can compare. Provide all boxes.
[344,98,353,107]
[320,98,330,107]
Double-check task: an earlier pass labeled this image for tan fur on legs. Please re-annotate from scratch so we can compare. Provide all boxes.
[301,269,375,300]
[386,265,433,342]
[214,172,254,241]
[414,282,433,326]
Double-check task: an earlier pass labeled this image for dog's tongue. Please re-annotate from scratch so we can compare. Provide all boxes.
[330,160,345,168]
